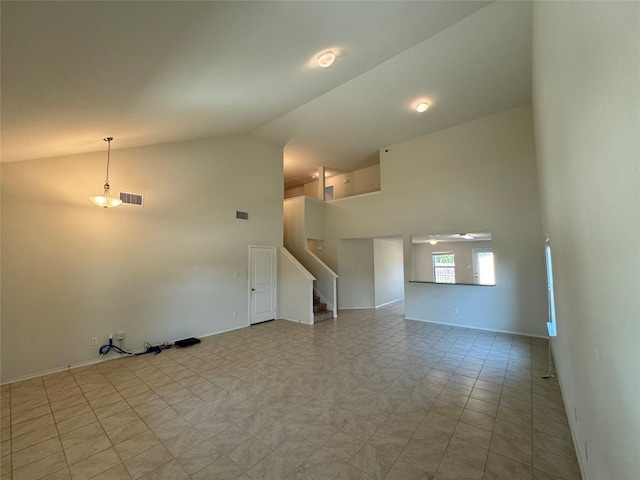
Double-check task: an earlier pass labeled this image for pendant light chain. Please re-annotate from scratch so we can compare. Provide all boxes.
[89,136,122,208]
[104,137,113,186]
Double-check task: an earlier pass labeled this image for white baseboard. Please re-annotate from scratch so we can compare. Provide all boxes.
[199,324,249,338]
[1,355,126,386]
[404,316,548,338]
[338,305,375,310]
[550,341,587,480]
[1,324,250,386]
[278,316,313,325]
[375,298,404,308]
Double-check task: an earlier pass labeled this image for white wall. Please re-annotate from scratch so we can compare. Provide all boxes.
[373,238,404,307]
[324,105,547,336]
[532,2,640,478]
[278,248,314,325]
[1,134,283,382]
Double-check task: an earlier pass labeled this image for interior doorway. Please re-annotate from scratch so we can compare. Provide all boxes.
[248,245,277,324]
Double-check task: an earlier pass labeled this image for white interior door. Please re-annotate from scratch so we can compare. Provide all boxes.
[249,246,277,325]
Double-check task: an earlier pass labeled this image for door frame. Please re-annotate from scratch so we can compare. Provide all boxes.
[472,247,495,285]
[248,245,277,325]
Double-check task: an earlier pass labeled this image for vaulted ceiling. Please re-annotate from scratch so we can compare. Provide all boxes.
[1,1,532,185]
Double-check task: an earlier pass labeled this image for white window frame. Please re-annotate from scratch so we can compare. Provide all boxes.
[545,240,557,336]
[433,251,455,284]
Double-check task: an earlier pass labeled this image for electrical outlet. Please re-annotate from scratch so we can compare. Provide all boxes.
[232,312,237,319]
[454,308,458,314]
[91,337,98,346]
[117,331,125,340]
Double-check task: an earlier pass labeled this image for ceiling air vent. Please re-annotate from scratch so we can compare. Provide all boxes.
[236,211,249,220]
[119,192,144,206]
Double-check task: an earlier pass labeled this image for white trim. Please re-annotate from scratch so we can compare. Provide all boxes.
[280,247,315,281]
[404,316,549,338]
[326,190,381,203]
[375,298,404,308]
[551,341,587,480]
[304,248,338,279]
[283,191,381,205]
[339,305,375,310]
[304,196,325,205]
[199,324,250,339]
[283,196,305,205]
[278,316,312,325]
[1,358,110,386]
[1,324,248,386]
[248,245,278,325]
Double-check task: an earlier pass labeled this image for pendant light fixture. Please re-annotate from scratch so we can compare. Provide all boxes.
[89,137,122,208]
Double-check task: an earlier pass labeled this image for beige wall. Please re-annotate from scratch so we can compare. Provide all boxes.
[284,164,381,201]
[283,185,304,199]
[373,238,404,307]
[278,248,314,325]
[532,2,640,478]
[1,134,283,382]
[304,197,325,240]
[303,181,320,200]
[337,238,375,309]
[325,165,380,200]
[283,196,337,313]
[323,104,547,336]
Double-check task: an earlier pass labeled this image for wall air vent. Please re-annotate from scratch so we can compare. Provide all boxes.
[119,192,144,206]
[236,211,249,220]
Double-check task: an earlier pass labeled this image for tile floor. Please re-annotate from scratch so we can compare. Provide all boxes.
[1,302,582,480]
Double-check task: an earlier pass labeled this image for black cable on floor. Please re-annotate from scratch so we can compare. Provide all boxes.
[98,337,133,356]
[134,342,172,356]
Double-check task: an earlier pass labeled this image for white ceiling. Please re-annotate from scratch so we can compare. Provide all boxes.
[1,1,532,185]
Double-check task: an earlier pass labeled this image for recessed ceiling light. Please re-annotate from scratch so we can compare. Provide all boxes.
[317,50,336,68]
[416,102,430,113]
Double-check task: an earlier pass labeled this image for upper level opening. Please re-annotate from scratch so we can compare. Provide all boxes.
[284,163,380,201]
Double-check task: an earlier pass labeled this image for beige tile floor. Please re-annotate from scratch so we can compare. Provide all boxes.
[1,302,582,480]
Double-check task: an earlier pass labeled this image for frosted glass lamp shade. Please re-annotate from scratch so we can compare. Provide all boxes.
[89,184,122,208]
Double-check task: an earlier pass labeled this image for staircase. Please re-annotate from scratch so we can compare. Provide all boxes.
[313,294,333,323]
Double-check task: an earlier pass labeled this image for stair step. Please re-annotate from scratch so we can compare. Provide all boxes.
[314,310,333,323]
[313,303,327,314]
[313,295,321,304]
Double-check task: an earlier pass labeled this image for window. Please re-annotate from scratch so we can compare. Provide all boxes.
[473,248,495,285]
[545,242,557,336]
[433,252,455,283]
[324,185,334,201]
